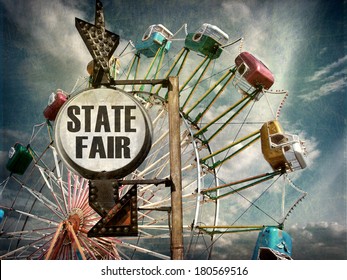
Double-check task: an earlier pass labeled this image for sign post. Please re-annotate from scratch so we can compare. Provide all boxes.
[168,76,184,260]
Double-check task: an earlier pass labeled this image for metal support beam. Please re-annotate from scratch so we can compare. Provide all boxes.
[168,76,184,260]
[110,78,169,87]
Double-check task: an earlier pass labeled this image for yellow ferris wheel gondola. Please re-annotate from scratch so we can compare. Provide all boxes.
[260,120,307,172]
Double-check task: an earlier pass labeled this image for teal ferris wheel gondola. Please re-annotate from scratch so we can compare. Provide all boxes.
[252,226,293,260]
[135,24,173,58]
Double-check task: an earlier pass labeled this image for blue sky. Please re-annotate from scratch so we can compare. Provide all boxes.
[0,0,346,259]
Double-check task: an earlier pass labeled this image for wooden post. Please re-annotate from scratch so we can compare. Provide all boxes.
[168,76,184,260]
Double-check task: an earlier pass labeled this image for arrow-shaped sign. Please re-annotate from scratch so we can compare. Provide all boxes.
[75,0,120,86]
[88,180,138,237]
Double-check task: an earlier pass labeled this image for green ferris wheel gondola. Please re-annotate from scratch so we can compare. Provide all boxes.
[184,23,229,59]
[5,143,33,175]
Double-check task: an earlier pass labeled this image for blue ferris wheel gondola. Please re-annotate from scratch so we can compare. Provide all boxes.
[135,24,173,58]
[0,209,4,223]
[252,226,293,260]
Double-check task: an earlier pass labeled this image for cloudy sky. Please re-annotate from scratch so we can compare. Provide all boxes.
[0,0,346,260]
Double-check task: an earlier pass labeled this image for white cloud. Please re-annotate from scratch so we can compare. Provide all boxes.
[319,47,328,56]
[221,1,252,25]
[1,0,95,99]
[0,128,32,146]
[300,77,346,101]
[1,0,87,61]
[307,55,347,82]
[289,221,347,259]
[299,55,347,101]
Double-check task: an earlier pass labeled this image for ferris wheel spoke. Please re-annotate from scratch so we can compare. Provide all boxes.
[71,175,81,209]
[26,239,53,259]
[78,237,98,259]
[137,179,198,213]
[151,107,167,125]
[0,232,56,259]
[44,221,64,260]
[65,222,87,260]
[225,175,284,227]
[0,245,29,259]
[117,240,170,260]
[0,227,56,240]
[202,171,282,199]
[51,146,68,212]
[201,130,261,169]
[179,56,210,100]
[79,235,120,259]
[67,170,72,211]
[154,147,195,180]
[68,176,89,213]
[10,178,65,220]
[138,196,171,209]
[143,129,170,161]
[181,61,213,110]
[75,189,89,211]
[137,152,170,178]
[184,68,236,119]
[133,229,171,239]
[73,178,88,210]
[13,209,60,226]
[142,137,187,178]
[147,129,169,157]
[122,54,140,86]
[141,128,171,172]
[138,192,197,210]
[137,131,191,179]
[139,210,170,225]
[0,231,55,259]
[37,166,67,216]
[194,94,257,143]
[152,157,171,178]
[155,47,190,94]
[11,175,59,209]
[144,141,169,168]
[138,45,168,92]
[137,210,158,222]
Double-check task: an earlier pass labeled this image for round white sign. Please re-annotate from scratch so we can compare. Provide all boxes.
[54,88,152,179]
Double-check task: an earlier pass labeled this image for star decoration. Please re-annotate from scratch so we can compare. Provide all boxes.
[75,0,120,86]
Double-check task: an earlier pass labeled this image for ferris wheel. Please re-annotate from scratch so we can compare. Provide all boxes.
[0,0,308,260]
